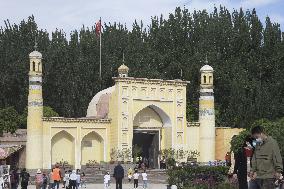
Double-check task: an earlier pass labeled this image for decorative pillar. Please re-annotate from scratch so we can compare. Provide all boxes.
[26,48,43,169]
[199,64,216,162]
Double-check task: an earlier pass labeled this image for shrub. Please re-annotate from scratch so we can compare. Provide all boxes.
[167,165,229,189]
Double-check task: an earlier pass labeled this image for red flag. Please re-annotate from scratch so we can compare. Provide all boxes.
[95,20,101,36]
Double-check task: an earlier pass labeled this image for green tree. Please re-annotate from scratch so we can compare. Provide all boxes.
[0,107,20,135]
[19,106,59,128]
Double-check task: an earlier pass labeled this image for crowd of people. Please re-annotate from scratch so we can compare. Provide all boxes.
[231,126,283,189]
[1,165,86,189]
[113,162,148,189]
[1,163,148,189]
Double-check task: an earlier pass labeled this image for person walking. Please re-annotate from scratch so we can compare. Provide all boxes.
[104,172,110,189]
[20,168,30,189]
[80,172,86,188]
[69,170,77,189]
[133,170,139,189]
[49,169,54,189]
[142,169,148,189]
[10,169,19,189]
[63,170,70,189]
[127,168,133,182]
[76,170,80,189]
[52,165,61,189]
[42,172,49,189]
[35,169,43,189]
[62,171,67,188]
[113,162,124,189]
[233,136,254,189]
[250,126,283,189]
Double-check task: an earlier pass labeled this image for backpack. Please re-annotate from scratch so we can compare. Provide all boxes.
[43,176,48,184]
[21,172,29,183]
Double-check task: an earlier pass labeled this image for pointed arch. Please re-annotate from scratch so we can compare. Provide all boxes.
[134,104,172,128]
[81,131,104,165]
[51,130,75,166]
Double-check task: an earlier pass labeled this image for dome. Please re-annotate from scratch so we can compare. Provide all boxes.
[86,86,115,118]
[29,51,42,59]
[118,64,129,73]
[200,65,213,72]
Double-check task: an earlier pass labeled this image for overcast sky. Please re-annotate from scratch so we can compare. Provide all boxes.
[1,0,284,35]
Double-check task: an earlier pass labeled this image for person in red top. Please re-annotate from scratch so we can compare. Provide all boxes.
[52,165,61,189]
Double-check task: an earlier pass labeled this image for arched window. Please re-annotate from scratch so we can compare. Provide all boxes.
[209,76,212,83]
[203,75,206,83]
[32,61,36,71]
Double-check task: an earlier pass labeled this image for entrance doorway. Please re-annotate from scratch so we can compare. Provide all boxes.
[133,130,160,169]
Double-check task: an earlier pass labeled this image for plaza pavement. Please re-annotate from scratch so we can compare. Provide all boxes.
[27,184,168,189]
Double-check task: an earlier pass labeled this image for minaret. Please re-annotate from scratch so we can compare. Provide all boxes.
[26,44,43,170]
[199,62,215,163]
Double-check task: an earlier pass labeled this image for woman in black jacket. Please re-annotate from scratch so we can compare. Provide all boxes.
[233,136,254,189]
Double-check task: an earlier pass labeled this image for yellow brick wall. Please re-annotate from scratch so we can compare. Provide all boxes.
[215,127,244,160]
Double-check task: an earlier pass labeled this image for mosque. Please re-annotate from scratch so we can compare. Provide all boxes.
[25,49,242,170]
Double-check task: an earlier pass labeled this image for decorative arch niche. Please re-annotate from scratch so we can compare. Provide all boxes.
[81,131,104,165]
[51,130,75,166]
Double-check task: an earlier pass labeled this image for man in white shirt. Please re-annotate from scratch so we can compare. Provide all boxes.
[133,170,139,189]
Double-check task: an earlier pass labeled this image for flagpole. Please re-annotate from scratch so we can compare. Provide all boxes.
[99,17,102,80]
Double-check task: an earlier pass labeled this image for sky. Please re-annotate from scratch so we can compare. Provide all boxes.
[0,0,284,36]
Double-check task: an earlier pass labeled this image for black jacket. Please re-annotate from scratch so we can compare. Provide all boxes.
[113,165,124,179]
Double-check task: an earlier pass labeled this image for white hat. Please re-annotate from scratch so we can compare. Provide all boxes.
[37,169,41,174]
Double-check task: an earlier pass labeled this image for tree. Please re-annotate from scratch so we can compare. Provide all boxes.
[0,107,20,135]
[19,106,59,128]
[0,7,283,129]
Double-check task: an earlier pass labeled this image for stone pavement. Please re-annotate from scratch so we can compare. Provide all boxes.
[27,184,168,189]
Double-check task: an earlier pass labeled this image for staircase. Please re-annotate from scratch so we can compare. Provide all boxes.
[81,164,168,184]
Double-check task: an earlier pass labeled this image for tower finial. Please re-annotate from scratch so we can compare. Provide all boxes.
[34,36,38,51]
[205,55,208,64]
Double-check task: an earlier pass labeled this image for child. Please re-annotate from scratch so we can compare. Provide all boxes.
[142,170,148,189]
[63,170,70,189]
[63,171,67,188]
[133,170,139,189]
[80,172,86,188]
[104,172,110,189]
[127,168,133,182]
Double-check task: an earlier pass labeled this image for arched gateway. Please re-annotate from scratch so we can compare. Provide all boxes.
[133,105,172,168]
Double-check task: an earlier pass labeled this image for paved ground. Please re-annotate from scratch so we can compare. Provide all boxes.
[27,184,168,189]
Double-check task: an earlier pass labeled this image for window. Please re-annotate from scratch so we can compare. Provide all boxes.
[209,76,212,83]
[38,62,40,72]
[32,61,36,71]
[203,75,206,83]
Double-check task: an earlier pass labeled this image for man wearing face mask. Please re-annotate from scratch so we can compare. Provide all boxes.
[250,126,283,189]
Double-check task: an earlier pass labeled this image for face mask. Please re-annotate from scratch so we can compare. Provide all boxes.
[252,141,257,147]
[256,138,263,143]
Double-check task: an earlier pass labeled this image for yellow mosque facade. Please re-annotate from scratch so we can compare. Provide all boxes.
[25,49,242,170]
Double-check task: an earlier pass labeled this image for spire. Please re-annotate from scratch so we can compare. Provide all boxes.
[122,52,125,64]
[34,36,38,51]
[205,55,208,64]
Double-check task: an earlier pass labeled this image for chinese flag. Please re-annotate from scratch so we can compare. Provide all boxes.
[95,20,101,36]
